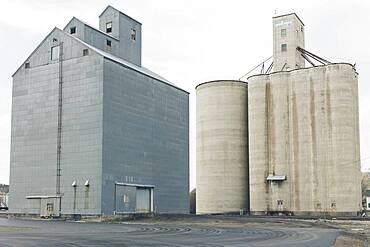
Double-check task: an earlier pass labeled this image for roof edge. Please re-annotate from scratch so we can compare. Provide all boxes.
[99,5,142,25]
[64,32,188,94]
[273,13,305,26]
[12,27,59,77]
[247,62,357,81]
[104,56,189,94]
[195,79,247,90]
[64,16,119,41]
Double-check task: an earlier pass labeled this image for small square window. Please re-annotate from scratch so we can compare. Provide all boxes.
[106,22,112,33]
[25,62,30,69]
[83,49,89,56]
[70,26,76,34]
[106,40,112,51]
[281,44,287,52]
[277,200,283,205]
[131,28,136,41]
[281,29,286,37]
[51,45,60,60]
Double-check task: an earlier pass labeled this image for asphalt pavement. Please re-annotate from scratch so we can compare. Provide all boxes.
[0,217,340,247]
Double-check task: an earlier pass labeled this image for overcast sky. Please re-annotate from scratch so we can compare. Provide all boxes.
[0,0,369,189]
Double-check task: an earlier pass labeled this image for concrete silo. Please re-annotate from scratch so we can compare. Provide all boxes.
[248,63,361,215]
[247,13,361,216]
[196,80,249,214]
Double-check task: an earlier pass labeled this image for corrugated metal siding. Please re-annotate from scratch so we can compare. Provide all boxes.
[101,58,189,215]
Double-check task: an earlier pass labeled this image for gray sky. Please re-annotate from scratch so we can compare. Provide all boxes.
[0,0,369,189]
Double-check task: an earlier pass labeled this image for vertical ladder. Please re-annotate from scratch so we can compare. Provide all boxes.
[56,42,64,213]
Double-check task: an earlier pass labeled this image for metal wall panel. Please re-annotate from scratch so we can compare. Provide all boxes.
[9,29,103,215]
[136,188,150,213]
[115,185,136,213]
[101,58,189,215]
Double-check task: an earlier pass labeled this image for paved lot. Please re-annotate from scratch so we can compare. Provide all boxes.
[0,217,342,247]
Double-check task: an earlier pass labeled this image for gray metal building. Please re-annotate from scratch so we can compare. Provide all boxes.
[9,6,189,217]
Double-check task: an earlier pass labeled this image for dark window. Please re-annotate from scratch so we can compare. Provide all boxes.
[281,43,287,52]
[25,62,30,69]
[277,200,283,205]
[106,39,112,51]
[131,28,136,41]
[83,49,89,56]
[281,29,286,37]
[106,22,112,33]
[70,26,76,34]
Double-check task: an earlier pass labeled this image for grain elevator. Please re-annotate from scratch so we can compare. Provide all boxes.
[196,13,361,216]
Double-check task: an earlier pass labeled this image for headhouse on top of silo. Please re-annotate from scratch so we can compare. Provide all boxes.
[9,5,189,217]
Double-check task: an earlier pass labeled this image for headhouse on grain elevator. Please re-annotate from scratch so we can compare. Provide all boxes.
[9,5,189,217]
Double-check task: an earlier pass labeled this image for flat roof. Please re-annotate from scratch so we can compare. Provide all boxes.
[247,63,357,81]
[195,80,247,90]
[115,182,155,188]
[273,13,305,26]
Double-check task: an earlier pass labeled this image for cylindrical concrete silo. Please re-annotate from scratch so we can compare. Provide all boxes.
[196,80,249,214]
[248,63,361,216]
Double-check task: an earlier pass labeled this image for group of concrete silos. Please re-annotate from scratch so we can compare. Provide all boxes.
[196,63,361,216]
[196,13,362,216]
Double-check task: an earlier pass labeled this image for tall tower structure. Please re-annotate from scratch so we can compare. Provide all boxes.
[273,13,305,71]
[99,6,142,66]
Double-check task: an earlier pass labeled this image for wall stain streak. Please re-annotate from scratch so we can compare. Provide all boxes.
[310,78,319,211]
[292,82,300,211]
[325,77,333,212]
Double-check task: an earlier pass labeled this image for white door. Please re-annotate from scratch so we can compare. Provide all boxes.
[136,188,151,213]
